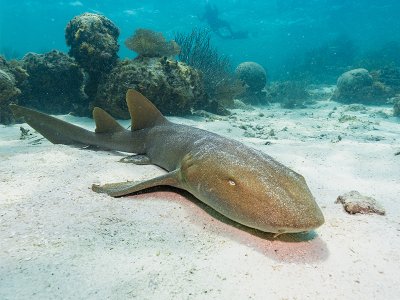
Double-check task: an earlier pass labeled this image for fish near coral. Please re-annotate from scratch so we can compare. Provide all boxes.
[9,90,324,235]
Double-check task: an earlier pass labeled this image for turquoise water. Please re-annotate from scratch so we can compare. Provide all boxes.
[1,0,400,78]
[1,2,400,299]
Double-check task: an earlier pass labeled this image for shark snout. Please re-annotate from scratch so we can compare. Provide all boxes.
[265,170,325,234]
[284,209,324,233]
[278,200,325,234]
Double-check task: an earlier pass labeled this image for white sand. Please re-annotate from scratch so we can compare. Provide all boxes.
[1,98,399,299]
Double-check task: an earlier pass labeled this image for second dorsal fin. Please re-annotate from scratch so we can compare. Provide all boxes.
[93,107,125,133]
[126,89,168,131]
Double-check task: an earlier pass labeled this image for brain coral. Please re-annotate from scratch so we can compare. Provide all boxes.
[235,61,267,104]
[235,62,267,92]
[332,68,394,104]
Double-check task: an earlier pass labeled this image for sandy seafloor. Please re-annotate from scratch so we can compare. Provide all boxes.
[1,91,399,299]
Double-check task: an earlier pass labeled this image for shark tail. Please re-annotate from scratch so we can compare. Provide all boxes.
[9,89,165,149]
[9,104,96,145]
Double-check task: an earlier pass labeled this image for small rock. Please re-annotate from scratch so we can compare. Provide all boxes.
[335,190,385,215]
[232,99,254,111]
[345,104,367,112]
[338,114,358,123]
[19,127,31,139]
[365,135,385,142]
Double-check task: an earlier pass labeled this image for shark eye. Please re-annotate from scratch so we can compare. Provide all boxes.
[228,179,236,186]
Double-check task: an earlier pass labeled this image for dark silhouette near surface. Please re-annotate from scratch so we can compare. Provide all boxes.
[200,3,248,40]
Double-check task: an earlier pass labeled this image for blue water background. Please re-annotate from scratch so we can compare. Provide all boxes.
[0,0,399,78]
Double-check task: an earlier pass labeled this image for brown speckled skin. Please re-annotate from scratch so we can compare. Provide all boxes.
[145,123,324,233]
[10,90,324,234]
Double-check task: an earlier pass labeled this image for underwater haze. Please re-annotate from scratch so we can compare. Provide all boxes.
[1,1,400,299]
[1,0,400,78]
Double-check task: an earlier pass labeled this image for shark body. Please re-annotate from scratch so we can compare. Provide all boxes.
[10,89,324,234]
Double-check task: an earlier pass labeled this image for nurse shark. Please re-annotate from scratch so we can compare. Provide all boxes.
[10,89,324,235]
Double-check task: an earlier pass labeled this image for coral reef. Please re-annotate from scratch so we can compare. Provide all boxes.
[125,29,180,58]
[0,69,19,101]
[332,68,394,105]
[19,50,88,115]
[235,62,267,104]
[96,57,207,118]
[0,56,27,124]
[370,67,400,94]
[65,13,119,98]
[265,81,310,108]
[175,28,241,108]
[0,47,21,60]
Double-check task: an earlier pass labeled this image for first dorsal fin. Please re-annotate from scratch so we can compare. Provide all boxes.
[126,89,168,131]
[93,107,125,133]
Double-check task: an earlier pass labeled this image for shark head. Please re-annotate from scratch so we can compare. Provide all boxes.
[180,140,324,234]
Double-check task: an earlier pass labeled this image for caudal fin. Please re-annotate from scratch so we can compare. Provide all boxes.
[9,104,94,145]
[9,90,164,148]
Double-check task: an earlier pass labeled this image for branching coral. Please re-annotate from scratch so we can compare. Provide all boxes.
[175,28,242,107]
[125,29,180,57]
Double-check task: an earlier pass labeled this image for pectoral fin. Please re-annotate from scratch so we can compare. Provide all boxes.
[92,169,181,197]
